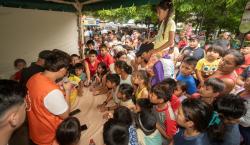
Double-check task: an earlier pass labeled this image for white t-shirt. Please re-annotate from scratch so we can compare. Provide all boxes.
[120,75,132,85]
[44,89,68,115]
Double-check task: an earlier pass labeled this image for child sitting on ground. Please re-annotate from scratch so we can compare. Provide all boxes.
[90,62,108,93]
[176,57,197,96]
[115,60,133,85]
[10,58,26,81]
[97,74,120,111]
[136,110,162,145]
[132,70,149,101]
[196,45,224,86]
[100,83,136,112]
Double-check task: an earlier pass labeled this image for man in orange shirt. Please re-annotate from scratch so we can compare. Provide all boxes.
[26,50,72,145]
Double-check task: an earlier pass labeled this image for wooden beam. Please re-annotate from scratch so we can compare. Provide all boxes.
[45,0,75,5]
[81,0,105,6]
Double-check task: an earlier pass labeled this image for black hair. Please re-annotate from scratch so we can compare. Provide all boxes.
[204,78,225,93]
[182,57,198,67]
[106,74,120,86]
[133,70,149,87]
[115,51,127,60]
[160,78,177,93]
[39,50,52,59]
[157,0,174,39]
[136,110,156,135]
[207,45,225,57]
[103,119,129,145]
[70,54,80,58]
[14,58,26,67]
[0,80,25,117]
[151,83,172,102]
[100,44,108,50]
[113,106,133,127]
[97,62,108,76]
[136,43,154,57]
[214,94,246,121]
[208,94,247,142]
[86,40,95,46]
[176,81,187,92]
[134,98,153,111]
[44,50,71,72]
[118,84,134,100]
[224,49,245,66]
[88,50,98,56]
[182,98,212,132]
[115,61,132,74]
[74,63,84,70]
[56,117,81,145]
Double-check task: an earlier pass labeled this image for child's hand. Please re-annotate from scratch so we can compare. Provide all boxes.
[93,91,100,96]
[84,79,91,87]
[99,106,108,112]
[97,101,107,109]
[103,112,113,120]
[63,82,73,92]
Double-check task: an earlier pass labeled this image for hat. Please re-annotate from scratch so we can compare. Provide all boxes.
[136,43,154,57]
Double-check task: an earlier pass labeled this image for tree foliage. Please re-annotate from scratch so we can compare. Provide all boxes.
[93,0,248,33]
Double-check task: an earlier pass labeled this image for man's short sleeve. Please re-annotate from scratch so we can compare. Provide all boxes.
[44,89,68,115]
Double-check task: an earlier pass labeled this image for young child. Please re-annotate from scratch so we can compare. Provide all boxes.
[10,58,27,81]
[90,62,108,91]
[236,40,250,75]
[173,98,212,145]
[134,98,153,113]
[69,54,81,74]
[84,40,96,56]
[101,83,136,112]
[55,117,81,145]
[132,70,149,101]
[209,94,247,145]
[196,45,224,86]
[149,83,177,144]
[110,51,128,74]
[74,63,87,82]
[176,57,197,96]
[97,74,120,111]
[173,81,187,102]
[115,60,133,85]
[136,110,162,145]
[103,118,129,145]
[97,44,114,68]
[113,106,138,145]
[199,78,225,104]
[84,50,100,86]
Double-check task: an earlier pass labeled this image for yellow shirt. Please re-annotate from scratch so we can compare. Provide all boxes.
[154,18,176,49]
[196,58,220,78]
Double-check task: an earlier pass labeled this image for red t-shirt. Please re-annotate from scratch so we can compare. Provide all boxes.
[97,53,114,68]
[85,58,100,76]
[236,54,250,75]
[170,95,181,113]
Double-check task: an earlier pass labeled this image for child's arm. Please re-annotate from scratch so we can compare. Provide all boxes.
[195,69,204,86]
[156,122,171,140]
[236,76,245,87]
[100,104,119,112]
[140,89,149,99]
[84,61,91,85]
[97,91,112,108]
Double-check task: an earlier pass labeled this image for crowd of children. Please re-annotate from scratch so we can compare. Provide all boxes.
[2,0,250,145]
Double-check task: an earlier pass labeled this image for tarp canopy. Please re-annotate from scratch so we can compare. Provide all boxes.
[0,0,160,13]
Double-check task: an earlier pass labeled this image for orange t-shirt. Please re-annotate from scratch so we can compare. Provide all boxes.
[26,73,63,145]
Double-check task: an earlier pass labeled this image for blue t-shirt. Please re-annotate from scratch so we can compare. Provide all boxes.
[210,124,240,145]
[176,73,197,95]
[241,66,250,79]
[174,128,210,145]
